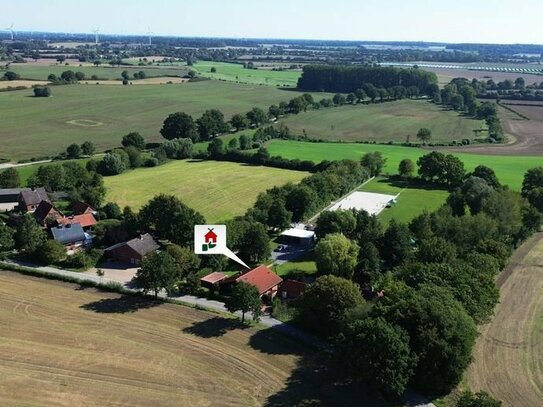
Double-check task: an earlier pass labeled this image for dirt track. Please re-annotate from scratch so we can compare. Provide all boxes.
[467,232,543,406]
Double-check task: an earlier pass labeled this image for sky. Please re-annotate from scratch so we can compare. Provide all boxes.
[3,0,543,44]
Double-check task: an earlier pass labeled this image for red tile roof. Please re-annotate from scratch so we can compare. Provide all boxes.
[235,265,283,295]
[200,272,228,284]
[58,213,98,228]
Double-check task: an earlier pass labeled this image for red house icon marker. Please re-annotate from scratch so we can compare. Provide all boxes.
[204,228,218,244]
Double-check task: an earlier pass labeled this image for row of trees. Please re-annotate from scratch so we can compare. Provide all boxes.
[288,163,543,400]
[296,65,439,95]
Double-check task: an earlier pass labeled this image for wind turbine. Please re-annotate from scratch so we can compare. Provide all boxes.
[6,23,14,40]
[146,27,153,46]
[92,28,99,44]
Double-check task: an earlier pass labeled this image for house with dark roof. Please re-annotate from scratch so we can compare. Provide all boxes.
[221,265,283,300]
[34,201,64,227]
[51,223,91,251]
[278,279,307,300]
[58,213,98,229]
[72,201,96,215]
[18,187,50,212]
[104,234,160,265]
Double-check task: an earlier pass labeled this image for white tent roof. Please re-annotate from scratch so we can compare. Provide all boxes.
[281,228,315,239]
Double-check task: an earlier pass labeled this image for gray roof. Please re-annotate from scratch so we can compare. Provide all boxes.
[20,187,50,206]
[51,223,86,245]
[105,233,159,256]
[0,188,30,195]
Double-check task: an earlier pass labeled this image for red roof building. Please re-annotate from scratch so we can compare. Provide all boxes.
[279,279,307,299]
[224,265,283,298]
[58,213,98,229]
[200,271,228,289]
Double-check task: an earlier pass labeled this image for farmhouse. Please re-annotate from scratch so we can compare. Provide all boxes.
[18,187,50,212]
[51,223,91,251]
[222,265,283,300]
[34,201,64,227]
[0,188,30,211]
[104,233,159,265]
[279,279,307,300]
[72,200,96,215]
[58,213,98,229]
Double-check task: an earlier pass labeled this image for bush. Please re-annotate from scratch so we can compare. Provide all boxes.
[33,86,51,97]
[64,251,92,269]
[36,240,66,265]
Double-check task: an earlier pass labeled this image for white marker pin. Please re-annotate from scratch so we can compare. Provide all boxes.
[194,225,250,269]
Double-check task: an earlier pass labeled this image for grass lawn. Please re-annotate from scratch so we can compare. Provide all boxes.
[0,81,321,161]
[8,63,188,80]
[360,177,449,225]
[277,100,485,143]
[273,251,318,276]
[266,140,542,191]
[193,61,301,87]
[104,160,308,222]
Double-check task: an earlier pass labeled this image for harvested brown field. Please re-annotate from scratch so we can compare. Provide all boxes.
[84,77,188,85]
[467,232,543,407]
[445,103,543,155]
[0,79,49,89]
[429,67,543,86]
[0,271,376,407]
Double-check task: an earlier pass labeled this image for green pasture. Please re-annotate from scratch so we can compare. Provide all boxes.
[104,159,308,222]
[360,177,449,225]
[193,61,301,87]
[266,140,541,191]
[277,100,485,143]
[7,64,187,80]
[0,81,318,161]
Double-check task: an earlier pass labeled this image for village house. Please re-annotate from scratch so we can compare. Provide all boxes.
[104,233,160,265]
[58,213,98,229]
[50,223,92,252]
[72,201,96,215]
[221,265,283,301]
[18,187,50,212]
[200,271,228,289]
[278,279,307,300]
[34,201,64,227]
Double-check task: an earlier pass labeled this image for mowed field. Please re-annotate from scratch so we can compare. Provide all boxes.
[467,232,543,407]
[7,63,188,80]
[266,140,543,191]
[277,100,485,143]
[193,61,301,87]
[0,271,307,407]
[0,81,320,161]
[104,160,308,222]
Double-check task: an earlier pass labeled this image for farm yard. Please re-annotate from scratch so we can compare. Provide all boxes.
[0,81,319,161]
[277,100,485,143]
[0,271,311,407]
[467,232,543,407]
[104,160,308,222]
[266,140,543,190]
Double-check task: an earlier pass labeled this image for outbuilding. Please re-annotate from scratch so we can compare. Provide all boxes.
[279,228,316,246]
[104,233,160,265]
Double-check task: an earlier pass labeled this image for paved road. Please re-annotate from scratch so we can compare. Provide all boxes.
[0,159,52,169]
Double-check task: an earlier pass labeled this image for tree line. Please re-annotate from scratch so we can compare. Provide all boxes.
[283,162,543,401]
[296,65,439,95]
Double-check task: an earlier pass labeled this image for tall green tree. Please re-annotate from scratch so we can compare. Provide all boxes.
[0,222,14,251]
[398,158,415,178]
[340,317,415,399]
[246,107,267,127]
[0,167,20,188]
[15,214,47,255]
[416,128,432,145]
[225,282,262,323]
[80,141,96,156]
[122,132,146,150]
[231,113,248,131]
[160,112,198,142]
[135,251,178,297]
[197,109,228,140]
[165,244,201,281]
[315,233,359,279]
[361,152,387,177]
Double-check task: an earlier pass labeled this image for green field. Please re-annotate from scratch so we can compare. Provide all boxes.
[277,100,485,142]
[360,177,449,225]
[193,61,301,87]
[267,140,542,191]
[0,81,320,161]
[104,160,308,222]
[7,64,187,80]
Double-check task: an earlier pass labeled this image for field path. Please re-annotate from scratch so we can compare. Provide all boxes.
[467,232,543,406]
